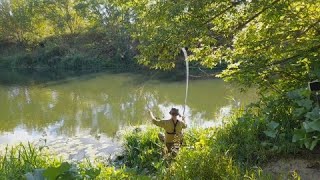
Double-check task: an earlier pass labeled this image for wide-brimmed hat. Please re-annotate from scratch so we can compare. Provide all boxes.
[169,108,180,116]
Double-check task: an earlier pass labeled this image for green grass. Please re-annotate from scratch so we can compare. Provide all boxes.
[0,143,135,180]
[0,143,58,179]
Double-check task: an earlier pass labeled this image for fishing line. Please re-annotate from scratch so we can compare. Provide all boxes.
[181,48,189,116]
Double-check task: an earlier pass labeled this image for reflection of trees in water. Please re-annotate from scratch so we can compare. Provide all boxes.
[0,77,255,137]
[0,85,165,136]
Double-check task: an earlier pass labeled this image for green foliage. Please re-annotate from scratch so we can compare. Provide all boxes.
[214,112,271,166]
[0,143,136,180]
[0,0,135,72]
[0,119,301,179]
[27,161,102,180]
[0,0,38,43]
[0,31,137,71]
[168,146,242,179]
[121,127,165,174]
[235,88,320,153]
[167,127,243,179]
[120,118,273,179]
[43,162,74,180]
[264,121,280,138]
[0,143,59,179]
[117,0,320,95]
[288,89,320,150]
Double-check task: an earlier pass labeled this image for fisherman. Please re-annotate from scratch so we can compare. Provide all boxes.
[149,108,187,153]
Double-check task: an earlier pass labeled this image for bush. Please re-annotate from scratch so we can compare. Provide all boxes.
[168,130,242,179]
[213,111,271,166]
[120,126,165,174]
[165,124,272,179]
[288,89,320,150]
[3,53,34,68]
[119,122,273,179]
[119,127,187,175]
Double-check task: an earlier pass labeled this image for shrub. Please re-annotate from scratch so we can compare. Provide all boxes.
[120,126,165,174]
[214,111,271,166]
[168,130,242,179]
[166,124,272,179]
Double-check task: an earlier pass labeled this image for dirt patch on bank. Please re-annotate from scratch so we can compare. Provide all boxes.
[263,155,320,180]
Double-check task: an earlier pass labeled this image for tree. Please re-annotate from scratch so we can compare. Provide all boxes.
[0,0,37,43]
[37,0,88,34]
[119,0,320,92]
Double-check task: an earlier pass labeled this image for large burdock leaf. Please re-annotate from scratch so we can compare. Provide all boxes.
[303,122,315,133]
[305,107,320,121]
[292,129,306,143]
[264,121,280,138]
[308,120,320,132]
[296,99,313,110]
[43,162,72,180]
[267,121,279,130]
[263,130,278,138]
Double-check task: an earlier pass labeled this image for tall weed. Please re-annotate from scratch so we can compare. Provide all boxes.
[0,143,59,179]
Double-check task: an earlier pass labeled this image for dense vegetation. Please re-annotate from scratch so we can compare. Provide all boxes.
[0,115,302,179]
[1,0,320,179]
[0,0,137,71]
[0,143,135,179]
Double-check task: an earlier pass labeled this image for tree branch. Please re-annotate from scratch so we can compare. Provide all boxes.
[234,0,280,31]
[269,44,320,67]
[203,4,236,25]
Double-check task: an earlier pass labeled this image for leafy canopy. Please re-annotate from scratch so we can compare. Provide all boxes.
[118,0,320,92]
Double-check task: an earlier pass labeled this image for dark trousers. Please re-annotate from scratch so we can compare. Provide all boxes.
[158,133,178,153]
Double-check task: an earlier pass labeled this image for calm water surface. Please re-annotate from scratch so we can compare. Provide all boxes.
[0,70,256,159]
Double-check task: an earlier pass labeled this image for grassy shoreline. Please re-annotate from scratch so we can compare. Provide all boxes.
[0,108,307,179]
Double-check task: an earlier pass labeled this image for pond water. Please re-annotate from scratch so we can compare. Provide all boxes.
[0,70,256,160]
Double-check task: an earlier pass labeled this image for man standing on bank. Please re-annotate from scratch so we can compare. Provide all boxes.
[149,108,187,153]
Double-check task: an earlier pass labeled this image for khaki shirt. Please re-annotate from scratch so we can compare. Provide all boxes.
[152,119,187,143]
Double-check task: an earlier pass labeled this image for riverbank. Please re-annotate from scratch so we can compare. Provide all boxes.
[0,32,224,83]
[2,108,318,179]
[0,32,137,71]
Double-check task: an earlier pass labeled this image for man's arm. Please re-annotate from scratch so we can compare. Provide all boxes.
[149,110,164,127]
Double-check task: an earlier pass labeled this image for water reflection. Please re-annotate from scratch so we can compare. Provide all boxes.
[0,72,256,156]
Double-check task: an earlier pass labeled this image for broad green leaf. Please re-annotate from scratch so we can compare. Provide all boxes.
[43,162,72,180]
[263,130,278,138]
[303,122,315,133]
[296,99,313,110]
[304,139,312,149]
[293,107,306,117]
[287,90,302,100]
[267,121,279,130]
[25,169,45,180]
[310,139,319,150]
[292,129,306,142]
[308,120,320,132]
[305,108,320,121]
